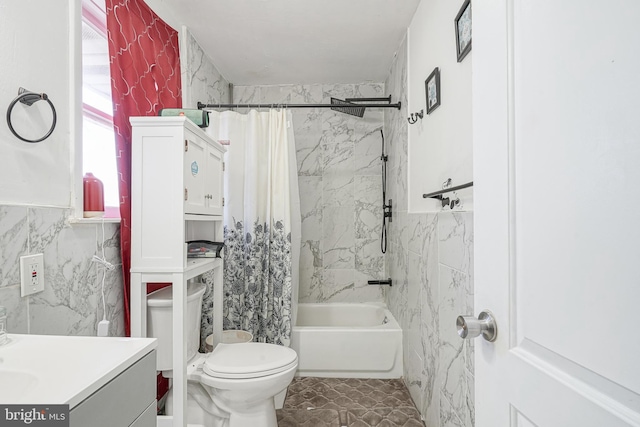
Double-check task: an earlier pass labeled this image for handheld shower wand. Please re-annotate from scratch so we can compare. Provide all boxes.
[381,130,392,254]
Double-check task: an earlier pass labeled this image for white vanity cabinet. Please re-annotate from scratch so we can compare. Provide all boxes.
[70,351,157,427]
[129,116,226,427]
[0,334,156,427]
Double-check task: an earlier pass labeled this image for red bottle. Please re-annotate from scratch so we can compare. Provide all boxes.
[83,172,104,218]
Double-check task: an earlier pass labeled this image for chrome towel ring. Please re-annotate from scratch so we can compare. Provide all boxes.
[6,87,57,143]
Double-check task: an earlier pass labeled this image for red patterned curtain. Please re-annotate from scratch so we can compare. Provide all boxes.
[105,0,182,337]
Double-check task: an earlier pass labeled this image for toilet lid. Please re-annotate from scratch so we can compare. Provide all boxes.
[203,343,298,379]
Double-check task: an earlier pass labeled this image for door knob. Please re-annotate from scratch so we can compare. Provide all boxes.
[456,310,497,342]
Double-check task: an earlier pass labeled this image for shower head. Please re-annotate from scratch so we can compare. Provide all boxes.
[330,98,366,117]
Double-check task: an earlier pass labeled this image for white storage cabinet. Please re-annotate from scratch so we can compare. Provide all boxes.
[129,116,226,427]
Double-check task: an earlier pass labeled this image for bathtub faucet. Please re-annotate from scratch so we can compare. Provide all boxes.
[367,278,393,287]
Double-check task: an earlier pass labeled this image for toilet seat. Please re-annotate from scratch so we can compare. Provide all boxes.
[203,342,298,379]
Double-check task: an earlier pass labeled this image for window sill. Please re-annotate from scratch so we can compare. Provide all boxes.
[69,216,121,225]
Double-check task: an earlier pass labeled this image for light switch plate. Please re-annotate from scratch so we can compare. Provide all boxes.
[20,253,44,297]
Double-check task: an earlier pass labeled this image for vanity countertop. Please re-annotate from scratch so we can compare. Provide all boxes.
[0,334,156,408]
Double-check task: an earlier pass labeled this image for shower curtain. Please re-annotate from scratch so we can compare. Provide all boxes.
[206,109,301,346]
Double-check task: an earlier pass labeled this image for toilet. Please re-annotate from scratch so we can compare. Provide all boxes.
[146,282,298,427]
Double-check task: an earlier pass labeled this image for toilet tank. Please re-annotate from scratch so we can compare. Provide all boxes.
[147,282,206,371]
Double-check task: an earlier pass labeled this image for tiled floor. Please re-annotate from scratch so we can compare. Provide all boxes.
[277,377,425,427]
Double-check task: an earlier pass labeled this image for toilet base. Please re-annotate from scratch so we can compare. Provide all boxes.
[165,381,282,427]
[164,349,296,427]
[165,383,227,427]
[224,399,277,427]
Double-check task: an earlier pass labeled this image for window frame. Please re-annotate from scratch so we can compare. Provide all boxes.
[71,0,120,223]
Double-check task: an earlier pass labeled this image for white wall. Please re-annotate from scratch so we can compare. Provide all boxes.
[0,2,124,338]
[407,0,473,212]
[0,0,79,208]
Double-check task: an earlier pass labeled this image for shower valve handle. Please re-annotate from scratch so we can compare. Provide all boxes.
[383,199,392,221]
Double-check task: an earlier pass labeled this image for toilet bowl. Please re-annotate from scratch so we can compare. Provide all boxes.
[147,283,298,427]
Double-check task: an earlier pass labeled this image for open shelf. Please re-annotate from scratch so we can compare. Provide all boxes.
[185,257,223,278]
[130,258,222,282]
[185,213,223,222]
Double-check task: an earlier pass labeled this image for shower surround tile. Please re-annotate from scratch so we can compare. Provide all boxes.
[233,86,261,104]
[314,269,354,302]
[234,82,387,305]
[299,240,323,303]
[323,175,355,208]
[355,176,382,241]
[383,33,475,427]
[294,112,323,176]
[261,84,324,105]
[322,84,356,104]
[354,83,386,100]
[355,125,384,176]
[355,238,384,278]
[323,141,354,173]
[323,206,355,270]
[299,176,323,241]
[322,113,357,147]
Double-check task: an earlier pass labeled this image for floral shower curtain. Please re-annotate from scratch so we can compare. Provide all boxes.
[206,109,301,346]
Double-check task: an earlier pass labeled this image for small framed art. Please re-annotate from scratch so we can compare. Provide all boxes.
[425,67,441,114]
[455,0,472,62]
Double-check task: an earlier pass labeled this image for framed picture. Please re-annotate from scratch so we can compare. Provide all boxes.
[455,0,472,62]
[425,67,441,114]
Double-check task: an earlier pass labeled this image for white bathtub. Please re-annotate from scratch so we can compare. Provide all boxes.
[291,302,403,378]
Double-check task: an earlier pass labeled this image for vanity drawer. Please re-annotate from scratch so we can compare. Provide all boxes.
[70,350,156,427]
[130,401,157,427]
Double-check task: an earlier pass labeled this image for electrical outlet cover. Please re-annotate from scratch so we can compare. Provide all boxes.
[20,253,44,297]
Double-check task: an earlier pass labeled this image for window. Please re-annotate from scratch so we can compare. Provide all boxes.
[81,0,120,218]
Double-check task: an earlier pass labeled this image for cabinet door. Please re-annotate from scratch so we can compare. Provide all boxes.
[205,147,224,215]
[183,133,208,215]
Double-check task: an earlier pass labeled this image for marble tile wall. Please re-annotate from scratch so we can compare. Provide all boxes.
[0,206,125,337]
[181,29,231,109]
[233,83,387,303]
[384,35,475,427]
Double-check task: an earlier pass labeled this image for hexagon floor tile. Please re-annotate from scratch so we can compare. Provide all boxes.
[277,377,425,426]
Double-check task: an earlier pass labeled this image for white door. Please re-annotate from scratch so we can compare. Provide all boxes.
[473,1,640,426]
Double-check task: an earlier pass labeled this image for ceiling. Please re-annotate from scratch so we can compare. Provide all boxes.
[144,0,421,86]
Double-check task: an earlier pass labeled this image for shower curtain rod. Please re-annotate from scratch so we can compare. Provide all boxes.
[197,101,402,110]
